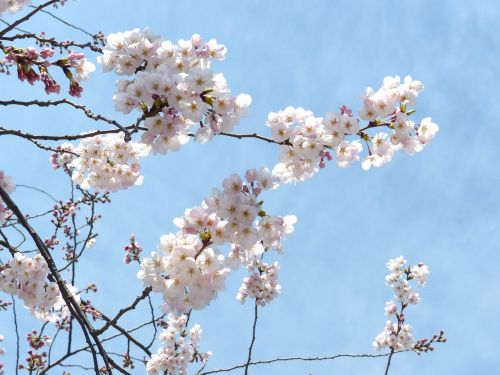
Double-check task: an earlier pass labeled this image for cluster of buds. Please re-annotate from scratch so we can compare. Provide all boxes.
[81,283,98,294]
[50,200,77,229]
[123,234,143,264]
[122,352,135,369]
[0,300,12,310]
[43,192,105,257]
[18,351,47,372]
[18,330,51,372]
[26,330,51,350]
[80,299,102,321]
[0,45,95,96]
[413,331,447,354]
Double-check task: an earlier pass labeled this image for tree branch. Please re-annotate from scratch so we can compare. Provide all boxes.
[201,351,403,375]
[0,184,113,374]
[0,99,130,140]
[243,302,258,375]
[94,286,153,335]
[0,32,103,53]
[0,0,61,37]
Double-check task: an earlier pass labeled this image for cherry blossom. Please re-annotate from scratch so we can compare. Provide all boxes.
[237,261,281,306]
[0,13,446,371]
[267,76,439,183]
[98,28,251,154]
[68,133,150,191]
[138,168,295,313]
[146,314,211,375]
[0,0,31,16]
[0,253,76,322]
[373,256,429,351]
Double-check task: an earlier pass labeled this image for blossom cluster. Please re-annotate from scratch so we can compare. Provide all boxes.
[50,142,76,170]
[0,253,76,322]
[237,261,281,306]
[373,256,429,351]
[0,170,15,225]
[0,45,95,96]
[16,330,52,372]
[99,28,251,154]
[137,168,295,313]
[268,76,438,183]
[66,134,150,191]
[0,0,30,16]
[146,314,210,375]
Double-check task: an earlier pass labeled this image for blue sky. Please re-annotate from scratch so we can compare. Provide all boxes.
[1,0,500,373]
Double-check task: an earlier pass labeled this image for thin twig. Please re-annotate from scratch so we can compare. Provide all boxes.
[31,6,96,38]
[95,287,153,335]
[0,185,111,374]
[201,352,402,375]
[11,296,20,375]
[384,348,395,375]
[16,184,58,202]
[0,32,103,53]
[243,302,258,375]
[0,0,61,37]
[0,99,130,140]
[218,131,291,146]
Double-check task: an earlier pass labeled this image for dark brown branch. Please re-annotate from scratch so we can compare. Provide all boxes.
[0,185,112,374]
[89,304,152,356]
[384,348,395,375]
[243,302,258,375]
[0,124,139,142]
[0,230,17,256]
[0,32,103,53]
[201,352,401,375]
[0,99,130,140]
[218,131,291,146]
[0,0,61,37]
[40,314,165,374]
[95,287,153,335]
[0,18,29,34]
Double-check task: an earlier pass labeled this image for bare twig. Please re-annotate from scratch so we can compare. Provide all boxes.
[31,6,96,39]
[0,99,130,140]
[0,230,17,256]
[16,184,58,202]
[0,0,61,37]
[11,296,20,375]
[384,348,395,375]
[218,131,291,146]
[243,302,258,375]
[0,184,112,374]
[95,287,153,335]
[0,32,103,53]
[201,352,402,375]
